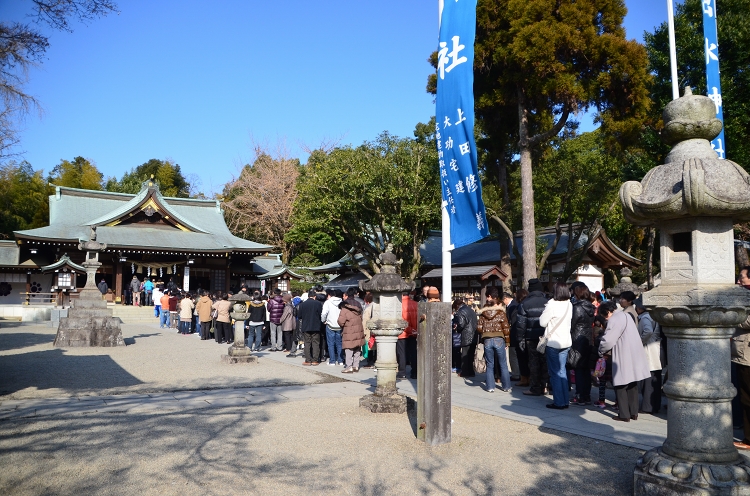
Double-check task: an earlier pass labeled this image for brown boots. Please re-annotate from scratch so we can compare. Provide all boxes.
[515,376,530,387]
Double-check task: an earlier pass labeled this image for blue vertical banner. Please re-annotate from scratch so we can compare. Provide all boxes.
[702,0,725,159]
[436,0,489,249]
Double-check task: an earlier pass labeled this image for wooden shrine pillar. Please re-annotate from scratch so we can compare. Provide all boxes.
[115,262,123,303]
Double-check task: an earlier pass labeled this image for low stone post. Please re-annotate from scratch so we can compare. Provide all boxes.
[620,87,750,494]
[359,245,414,414]
[416,300,451,446]
[221,292,257,364]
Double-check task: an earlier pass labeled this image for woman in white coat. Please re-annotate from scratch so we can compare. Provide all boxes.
[598,300,652,422]
[539,282,573,409]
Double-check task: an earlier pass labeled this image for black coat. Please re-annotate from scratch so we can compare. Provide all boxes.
[506,300,520,346]
[297,298,323,333]
[570,299,596,361]
[453,304,478,347]
[515,290,549,341]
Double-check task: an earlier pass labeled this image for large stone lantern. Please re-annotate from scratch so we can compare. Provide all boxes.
[221,292,256,364]
[620,87,750,494]
[359,245,414,413]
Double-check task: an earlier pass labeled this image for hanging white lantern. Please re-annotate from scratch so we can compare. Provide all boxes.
[159,267,163,278]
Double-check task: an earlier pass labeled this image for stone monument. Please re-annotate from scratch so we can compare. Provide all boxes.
[620,87,750,494]
[359,245,414,414]
[54,227,124,347]
[416,300,452,446]
[607,267,641,299]
[221,292,257,364]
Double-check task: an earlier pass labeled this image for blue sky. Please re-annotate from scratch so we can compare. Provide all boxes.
[2,0,672,196]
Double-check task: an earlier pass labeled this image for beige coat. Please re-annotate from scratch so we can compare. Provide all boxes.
[179,298,195,321]
[195,295,213,322]
[212,300,232,323]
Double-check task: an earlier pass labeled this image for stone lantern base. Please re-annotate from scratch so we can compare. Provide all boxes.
[221,318,257,364]
[359,393,406,414]
[635,448,750,495]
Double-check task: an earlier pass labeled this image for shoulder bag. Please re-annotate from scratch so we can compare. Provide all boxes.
[537,303,570,355]
[473,341,486,374]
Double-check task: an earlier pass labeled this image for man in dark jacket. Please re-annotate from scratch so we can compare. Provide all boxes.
[515,278,550,396]
[297,289,324,365]
[97,279,108,296]
[503,292,522,382]
[453,299,478,377]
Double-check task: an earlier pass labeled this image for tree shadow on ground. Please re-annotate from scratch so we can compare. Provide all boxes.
[0,332,54,352]
[123,333,160,345]
[0,349,143,397]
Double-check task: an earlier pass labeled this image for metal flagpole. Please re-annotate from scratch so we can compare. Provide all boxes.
[667,0,680,100]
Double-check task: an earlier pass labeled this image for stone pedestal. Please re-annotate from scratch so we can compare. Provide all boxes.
[54,259,124,347]
[221,296,257,364]
[416,301,451,446]
[358,246,414,414]
[620,88,750,494]
[359,321,406,414]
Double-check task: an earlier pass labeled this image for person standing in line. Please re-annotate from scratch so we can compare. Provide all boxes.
[338,297,365,373]
[569,284,596,405]
[297,289,324,365]
[168,290,179,329]
[144,278,154,307]
[212,293,232,344]
[539,282,573,409]
[247,291,266,351]
[195,290,213,341]
[179,292,194,335]
[130,276,141,307]
[516,278,551,396]
[503,292,520,381]
[321,289,344,365]
[266,288,286,351]
[280,293,296,353]
[635,297,663,414]
[399,290,419,379]
[159,289,171,329]
[733,266,750,449]
[476,287,512,393]
[453,297,478,377]
[598,300,652,422]
[509,289,530,386]
[152,283,162,318]
[619,290,639,323]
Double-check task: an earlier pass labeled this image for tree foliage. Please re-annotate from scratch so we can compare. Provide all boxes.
[49,155,103,190]
[644,0,750,172]
[222,147,300,263]
[429,0,652,286]
[105,158,191,197]
[533,131,622,278]
[288,130,441,280]
[0,0,118,159]
[0,161,50,238]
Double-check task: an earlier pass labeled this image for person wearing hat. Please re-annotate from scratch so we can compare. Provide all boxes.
[515,278,551,396]
[634,297,662,414]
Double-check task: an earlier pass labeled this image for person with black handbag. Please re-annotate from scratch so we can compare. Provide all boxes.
[569,284,596,405]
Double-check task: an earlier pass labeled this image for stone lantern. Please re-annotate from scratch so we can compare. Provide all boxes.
[221,292,257,364]
[607,267,641,299]
[359,245,414,413]
[620,87,750,494]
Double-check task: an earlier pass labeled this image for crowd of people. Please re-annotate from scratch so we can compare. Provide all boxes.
[452,279,662,422]
[115,273,668,420]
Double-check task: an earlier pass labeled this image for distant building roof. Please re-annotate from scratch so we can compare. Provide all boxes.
[14,183,272,254]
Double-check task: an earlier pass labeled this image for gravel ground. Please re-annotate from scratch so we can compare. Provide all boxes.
[0,396,639,495]
[0,322,342,400]
[0,321,641,495]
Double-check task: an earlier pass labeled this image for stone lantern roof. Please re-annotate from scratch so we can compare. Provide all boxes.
[620,87,750,226]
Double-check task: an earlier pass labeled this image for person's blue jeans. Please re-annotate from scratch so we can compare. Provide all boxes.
[160,309,170,328]
[546,346,570,406]
[179,320,191,334]
[326,326,343,364]
[154,303,160,318]
[194,316,201,335]
[249,324,263,351]
[484,337,511,391]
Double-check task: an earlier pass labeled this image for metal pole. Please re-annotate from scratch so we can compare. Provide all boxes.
[667,0,680,100]
[441,201,452,302]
